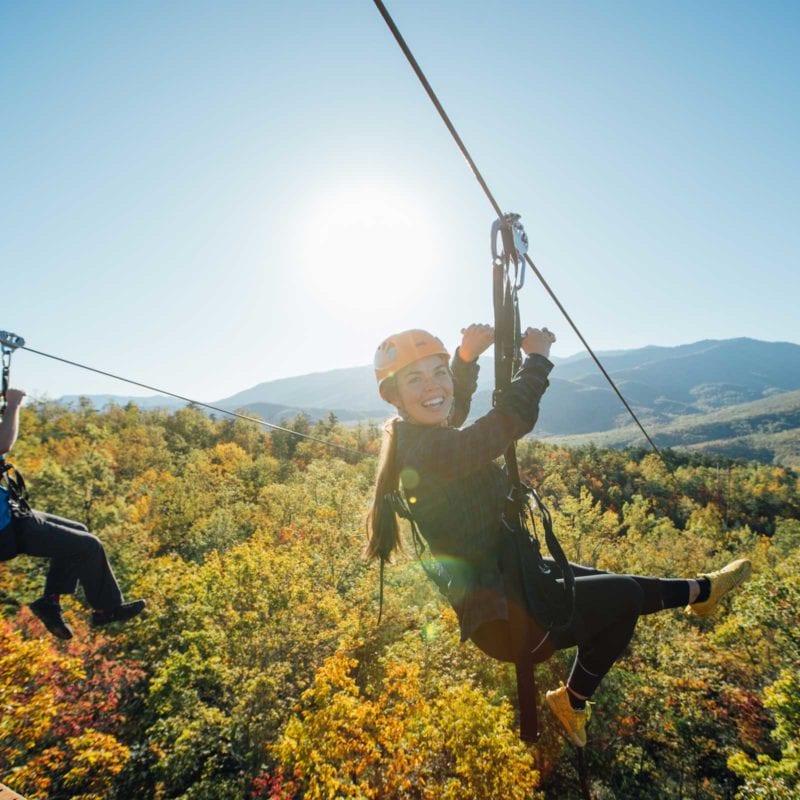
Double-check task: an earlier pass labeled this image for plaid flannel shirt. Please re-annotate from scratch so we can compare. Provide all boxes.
[395,351,553,641]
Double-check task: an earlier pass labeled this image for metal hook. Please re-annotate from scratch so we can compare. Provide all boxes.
[491,214,528,289]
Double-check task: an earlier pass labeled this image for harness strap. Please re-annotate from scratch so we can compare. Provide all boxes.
[1,351,9,413]
[0,459,31,514]
[390,490,452,595]
[523,487,576,632]
[501,522,543,743]
[491,213,579,740]
[376,490,451,625]
[515,652,540,743]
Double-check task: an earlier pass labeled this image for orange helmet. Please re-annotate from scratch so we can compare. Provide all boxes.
[374,329,450,392]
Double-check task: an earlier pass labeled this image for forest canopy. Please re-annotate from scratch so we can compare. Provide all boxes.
[1,400,798,799]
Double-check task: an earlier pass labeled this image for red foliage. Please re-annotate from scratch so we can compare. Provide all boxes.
[15,609,146,739]
[250,769,299,800]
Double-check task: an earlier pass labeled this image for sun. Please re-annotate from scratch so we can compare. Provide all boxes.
[297,176,442,316]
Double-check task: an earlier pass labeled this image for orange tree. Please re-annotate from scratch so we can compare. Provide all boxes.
[0,614,143,800]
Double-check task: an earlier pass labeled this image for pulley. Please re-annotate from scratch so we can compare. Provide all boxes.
[0,332,25,351]
[491,213,528,289]
[491,214,527,411]
[0,330,25,414]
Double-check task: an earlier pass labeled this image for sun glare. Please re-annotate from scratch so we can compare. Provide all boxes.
[297,177,442,316]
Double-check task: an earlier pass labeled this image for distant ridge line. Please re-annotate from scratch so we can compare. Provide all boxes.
[51,338,800,466]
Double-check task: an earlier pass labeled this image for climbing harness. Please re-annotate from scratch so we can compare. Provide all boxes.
[0,459,31,517]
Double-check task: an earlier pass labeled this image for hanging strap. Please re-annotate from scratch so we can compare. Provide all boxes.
[492,214,541,742]
[491,213,579,741]
[1,350,10,414]
[491,214,527,497]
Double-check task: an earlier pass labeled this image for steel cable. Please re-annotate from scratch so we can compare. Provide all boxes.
[372,0,662,458]
[19,345,367,459]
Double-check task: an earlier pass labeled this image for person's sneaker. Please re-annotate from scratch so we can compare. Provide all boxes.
[90,599,146,627]
[545,683,592,747]
[29,597,74,640]
[687,558,752,618]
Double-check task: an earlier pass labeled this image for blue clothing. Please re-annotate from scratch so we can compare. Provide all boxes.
[0,484,11,531]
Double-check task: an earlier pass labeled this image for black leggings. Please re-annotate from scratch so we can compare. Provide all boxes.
[549,561,672,699]
[470,560,689,700]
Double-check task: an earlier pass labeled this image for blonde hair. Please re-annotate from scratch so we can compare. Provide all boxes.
[365,415,402,562]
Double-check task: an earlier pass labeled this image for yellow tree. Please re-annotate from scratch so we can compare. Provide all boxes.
[276,645,543,800]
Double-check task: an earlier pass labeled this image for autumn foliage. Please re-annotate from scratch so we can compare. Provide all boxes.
[1,400,798,799]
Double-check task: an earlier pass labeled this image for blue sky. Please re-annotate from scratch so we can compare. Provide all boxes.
[2,0,798,402]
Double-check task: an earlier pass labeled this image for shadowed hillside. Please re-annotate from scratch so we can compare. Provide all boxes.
[62,338,800,464]
[545,390,800,467]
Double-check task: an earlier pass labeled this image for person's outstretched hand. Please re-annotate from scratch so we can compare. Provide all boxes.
[459,323,494,362]
[4,388,26,408]
[521,327,556,358]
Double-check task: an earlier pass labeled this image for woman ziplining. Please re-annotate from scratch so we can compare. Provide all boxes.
[366,1,757,747]
[0,387,146,640]
[365,325,752,747]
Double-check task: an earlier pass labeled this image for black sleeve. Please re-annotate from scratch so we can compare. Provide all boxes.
[406,354,553,482]
[494,353,553,433]
[449,348,480,428]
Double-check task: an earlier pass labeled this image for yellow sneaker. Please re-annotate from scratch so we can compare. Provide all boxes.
[687,558,752,618]
[545,684,591,747]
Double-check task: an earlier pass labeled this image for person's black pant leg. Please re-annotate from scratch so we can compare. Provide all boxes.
[538,559,688,699]
[550,573,644,699]
[14,510,123,609]
[546,559,676,616]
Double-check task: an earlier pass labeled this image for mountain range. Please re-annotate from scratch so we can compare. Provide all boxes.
[61,338,800,467]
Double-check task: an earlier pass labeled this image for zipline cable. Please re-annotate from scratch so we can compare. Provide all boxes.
[371,0,503,220]
[372,0,662,459]
[18,345,367,459]
[520,251,662,458]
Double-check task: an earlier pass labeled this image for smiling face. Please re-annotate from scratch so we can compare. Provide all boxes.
[391,354,454,426]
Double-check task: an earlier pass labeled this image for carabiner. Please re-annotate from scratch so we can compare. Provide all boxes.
[491,213,528,289]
